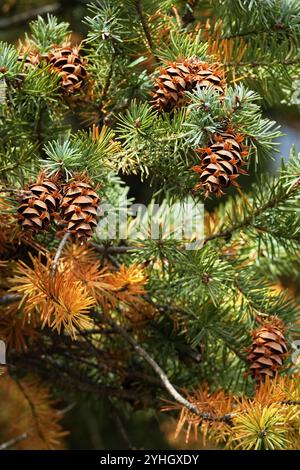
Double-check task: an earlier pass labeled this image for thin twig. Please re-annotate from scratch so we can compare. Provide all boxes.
[97,54,116,116]
[51,232,71,276]
[24,354,155,404]
[0,4,61,29]
[13,377,46,445]
[221,23,289,41]
[91,243,138,254]
[57,402,76,416]
[110,400,134,449]
[0,432,29,450]
[225,58,300,68]
[134,0,159,62]
[181,0,200,27]
[280,400,300,406]
[95,311,234,424]
[203,181,300,245]
[0,188,29,194]
[0,293,22,305]
[107,253,121,269]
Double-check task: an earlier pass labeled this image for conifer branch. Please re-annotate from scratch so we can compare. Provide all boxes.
[97,54,116,118]
[221,29,267,40]
[0,432,29,450]
[20,353,157,405]
[13,377,47,446]
[95,311,235,424]
[221,23,290,41]
[134,0,159,62]
[204,180,300,244]
[51,232,71,276]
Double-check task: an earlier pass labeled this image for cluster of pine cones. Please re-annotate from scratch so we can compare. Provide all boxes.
[17,172,100,240]
[151,57,248,197]
[18,45,88,95]
[151,57,226,113]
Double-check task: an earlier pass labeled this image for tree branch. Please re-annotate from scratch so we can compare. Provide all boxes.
[13,377,47,445]
[94,311,234,424]
[16,353,157,405]
[51,231,71,276]
[0,4,61,29]
[97,54,116,117]
[0,293,22,305]
[91,243,138,254]
[221,23,289,41]
[281,400,300,406]
[0,432,29,450]
[225,58,300,68]
[109,400,134,449]
[134,0,159,63]
[204,181,300,245]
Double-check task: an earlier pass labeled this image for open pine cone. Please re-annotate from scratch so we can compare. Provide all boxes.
[18,49,40,71]
[60,179,100,240]
[247,316,289,381]
[47,46,88,95]
[192,131,248,197]
[17,173,61,232]
[151,57,226,112]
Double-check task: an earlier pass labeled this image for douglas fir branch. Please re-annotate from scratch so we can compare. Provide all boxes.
[0,0,300,451]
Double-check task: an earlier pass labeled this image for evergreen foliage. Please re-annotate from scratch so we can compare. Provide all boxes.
[0,0,300,451]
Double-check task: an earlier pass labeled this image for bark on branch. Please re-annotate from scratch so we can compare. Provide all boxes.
[0,4,61,29]
[95,311,235,424]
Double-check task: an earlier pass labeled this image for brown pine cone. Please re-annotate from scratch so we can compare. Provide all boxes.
[151,57,226,112]
[247,316,289,381]
[47,46,88,95]
[18,49,40,71]
[17,173,61,232]
[60,179,100,240]
[192,131,248,197]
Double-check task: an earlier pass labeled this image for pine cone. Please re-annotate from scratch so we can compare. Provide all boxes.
[17,173,61,232]
[18,49,40,71]
[17,49,40,83]
[151,58,226,112]
[47,46,88,95]
[61,179,100,240]
[192,131,248,197]
[247,316,289,381]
